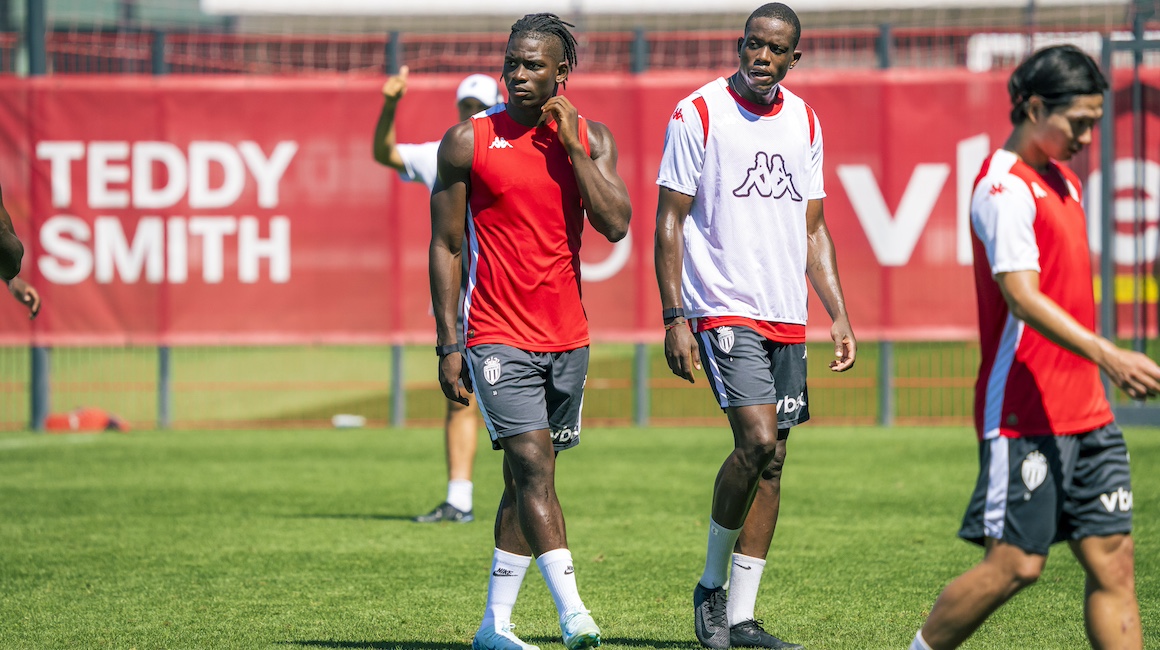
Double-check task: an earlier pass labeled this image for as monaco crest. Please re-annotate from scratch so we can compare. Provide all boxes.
[1021,451,1048,491]
[716,327,735,354]
[483,356,502,385]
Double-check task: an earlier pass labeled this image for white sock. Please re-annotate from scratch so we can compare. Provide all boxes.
[726,553,765,626]
[480,548,530,631]
[536,547,586,622]
[446,479,473,512]
[910,630,932,650]
[699,519,742,589]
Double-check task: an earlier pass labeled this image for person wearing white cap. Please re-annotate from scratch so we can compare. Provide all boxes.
[373,67,502,524]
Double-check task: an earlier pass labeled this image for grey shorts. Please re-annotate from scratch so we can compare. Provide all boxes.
[696,325,809,428]
[959,423,1133,556]
[465,344,589,451]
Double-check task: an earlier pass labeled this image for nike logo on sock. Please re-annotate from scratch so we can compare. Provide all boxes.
[493,568,518,577]
[734,563,753,570]
[564,565,575,575]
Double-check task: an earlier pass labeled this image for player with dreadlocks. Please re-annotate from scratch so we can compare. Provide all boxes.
[429,12,631,650]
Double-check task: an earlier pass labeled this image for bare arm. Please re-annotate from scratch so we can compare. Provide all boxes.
[372,66,409,171]
[655,186,700,383]
[429,121,474,405]
[806,199,856,371]
[8,277,39,319]
[543,97,631,242]
[0,185,23,281]
[998,270,1160,399]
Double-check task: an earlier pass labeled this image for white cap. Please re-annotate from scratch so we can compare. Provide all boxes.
[456,74,502,107]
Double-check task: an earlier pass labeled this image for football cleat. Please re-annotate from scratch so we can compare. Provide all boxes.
[412,501,474,523]
[693,583,729,649]
[561,609,602,649]
[471,623,539,650]
[730,619,805,649]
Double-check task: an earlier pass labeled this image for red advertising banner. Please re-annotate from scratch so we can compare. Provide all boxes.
[0,70,1152,345]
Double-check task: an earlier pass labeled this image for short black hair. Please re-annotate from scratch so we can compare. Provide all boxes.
[509,13,578,73]
[1008,44,1108,125]
[744,3,801,48]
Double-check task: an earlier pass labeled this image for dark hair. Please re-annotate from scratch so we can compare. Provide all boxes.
[509,13,578,74]
[1008,45,1108,125]
[744,3,801,48]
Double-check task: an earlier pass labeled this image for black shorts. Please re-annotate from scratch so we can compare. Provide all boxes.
[959,423,1133,556]
[465,344,588,452]
[696,325,809,428]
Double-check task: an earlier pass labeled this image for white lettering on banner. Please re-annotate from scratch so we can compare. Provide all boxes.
[88,142,131,209]
[94,216,164,283]
[837,163,950,267]
[133,142,188,209]
[957,134,990,264]
[34,140,298,209]
[189,142,247,209]
[1087,159,1160,265]
[38,216,92,285]
[239,141,298,209]
[188,216,238,282]
[36,141,84,208]
[238,217,290,283]
[38,216,291,285]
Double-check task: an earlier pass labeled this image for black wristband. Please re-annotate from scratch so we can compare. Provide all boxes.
[662,307,685,322]
[435,344,460,357]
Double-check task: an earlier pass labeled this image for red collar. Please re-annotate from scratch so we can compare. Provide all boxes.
[727,81,783,116]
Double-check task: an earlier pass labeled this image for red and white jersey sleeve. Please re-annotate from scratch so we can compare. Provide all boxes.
[971,156,1040,276]
[657,95,707,197]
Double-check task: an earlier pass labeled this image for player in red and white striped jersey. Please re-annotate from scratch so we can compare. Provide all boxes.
[911,45,1160,650]
[429,13,631,650]
[655,4,856,649]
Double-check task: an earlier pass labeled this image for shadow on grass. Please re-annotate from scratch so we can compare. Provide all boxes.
[286,641,694,650]
[287,514,420,522]
[284,643,469,649]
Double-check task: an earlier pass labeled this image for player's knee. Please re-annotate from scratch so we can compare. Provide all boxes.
[737,439,779,476]
[1007,557,1044,588]
[1086,535,1136,592]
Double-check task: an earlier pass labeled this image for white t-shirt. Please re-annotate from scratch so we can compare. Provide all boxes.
[396,141,441,191]
[657,78,824,325]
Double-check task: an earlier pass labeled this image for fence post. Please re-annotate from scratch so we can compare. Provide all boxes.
[390,344,405,427]
[1098,35,1115,401]
[877,340,894,427]
[386,31,401,74]
[157,346,171,429]
[631,28,648,74]
[876,23,892,69]
[150,29,167,75]
[25,0,45,76]
[633,342,649,426]
[30,346,48,431]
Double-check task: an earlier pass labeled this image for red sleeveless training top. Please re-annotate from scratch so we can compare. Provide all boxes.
[463,106,590,352]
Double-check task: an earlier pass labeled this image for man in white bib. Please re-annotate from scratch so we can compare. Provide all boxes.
[654,3,857,648]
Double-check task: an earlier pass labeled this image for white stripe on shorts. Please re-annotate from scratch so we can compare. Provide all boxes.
[983,436,1010,540]
[697,330,730,409]
[463,351,500,439]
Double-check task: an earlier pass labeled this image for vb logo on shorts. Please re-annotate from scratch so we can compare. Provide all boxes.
[1021,451,1048,491]
[716,326,735,354]
[483,356,502,385]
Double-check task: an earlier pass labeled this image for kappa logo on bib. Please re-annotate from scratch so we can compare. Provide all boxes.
[1021,451,1048,491]
[732,152,802,202]
[483,356,502,385]
[716,326,735,354]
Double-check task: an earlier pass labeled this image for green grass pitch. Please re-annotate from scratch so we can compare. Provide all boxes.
[0,425,1156,649]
